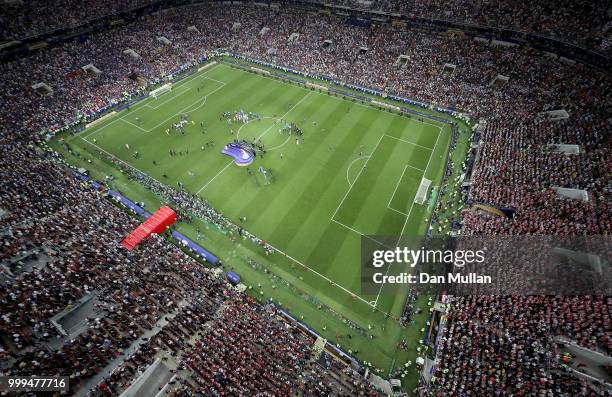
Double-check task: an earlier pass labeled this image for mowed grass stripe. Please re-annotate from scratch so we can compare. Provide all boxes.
[82,63,449,317]
[389,167,424,215]
[227,93,340,225]
[96,70,259,183]
[184,75,304,189]
[334,138,407,233]
[296,112,405,277]
[122,76,224,131]
[263,101,380,253]
[200,89,314,212]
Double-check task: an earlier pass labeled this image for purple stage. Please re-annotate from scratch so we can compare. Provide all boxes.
[222,142,255,166]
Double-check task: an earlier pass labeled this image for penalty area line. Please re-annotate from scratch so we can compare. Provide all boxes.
[331,134,385,220]
[71,63,223,142]
[331,218,393,249]
[372,126,442,308]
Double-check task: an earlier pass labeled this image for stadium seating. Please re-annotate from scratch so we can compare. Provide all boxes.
[0,1,609,395]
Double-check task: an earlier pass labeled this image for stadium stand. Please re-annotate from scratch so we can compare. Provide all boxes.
[0,1,610,395]
[0,0,162,42]
[0,140,382,395]
[1,0,608,57]
[294,0,611,56]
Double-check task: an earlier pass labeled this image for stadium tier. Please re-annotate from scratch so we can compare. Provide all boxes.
[0,1,610,396]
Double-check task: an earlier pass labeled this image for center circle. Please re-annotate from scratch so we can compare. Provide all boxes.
[235,117,293,151]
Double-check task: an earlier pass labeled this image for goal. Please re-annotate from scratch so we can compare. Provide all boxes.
[414,178,432,205]
[150,83,172,99]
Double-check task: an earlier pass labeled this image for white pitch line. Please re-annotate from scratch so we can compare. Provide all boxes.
[195,160,233,194]
[120,81,226,133]
[331,218,392,248]
[266,242,389,314]
[373,127,442,307]
[120,118,149,132]
[331,134,385,220]
[145,85,192,109]
[72,63,224,141]
[404,164,426,172]
[80,138,165,186]
[387,164,409,209]
[345,155,370,186]
[255,91,312,141]
[195,91,313,195]
[203,77,227,85]
[387,207,409,217]
[384,133,435,151]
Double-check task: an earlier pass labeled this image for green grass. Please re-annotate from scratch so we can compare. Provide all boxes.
[53,59,460,393]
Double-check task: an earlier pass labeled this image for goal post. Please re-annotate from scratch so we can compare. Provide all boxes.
[414,178,431,205]
[150,83,172,99]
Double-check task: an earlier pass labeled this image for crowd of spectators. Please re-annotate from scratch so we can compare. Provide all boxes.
[167,4,610,237]
[0,0,160,42]
[0,139,381,394]
[105,156,275,254]
[0,2,610,395]
[428,296,611,396]
[298,0,611,55]
[3,0,609,56]
[182,298,379,396]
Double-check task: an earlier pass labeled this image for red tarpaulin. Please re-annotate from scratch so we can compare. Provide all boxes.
[121,206,176,250]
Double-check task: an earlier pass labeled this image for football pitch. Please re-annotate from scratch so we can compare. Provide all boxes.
[64,60,452,374]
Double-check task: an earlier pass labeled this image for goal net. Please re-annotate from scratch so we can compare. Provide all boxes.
[414,178,432,205]
[150,83,172,98]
